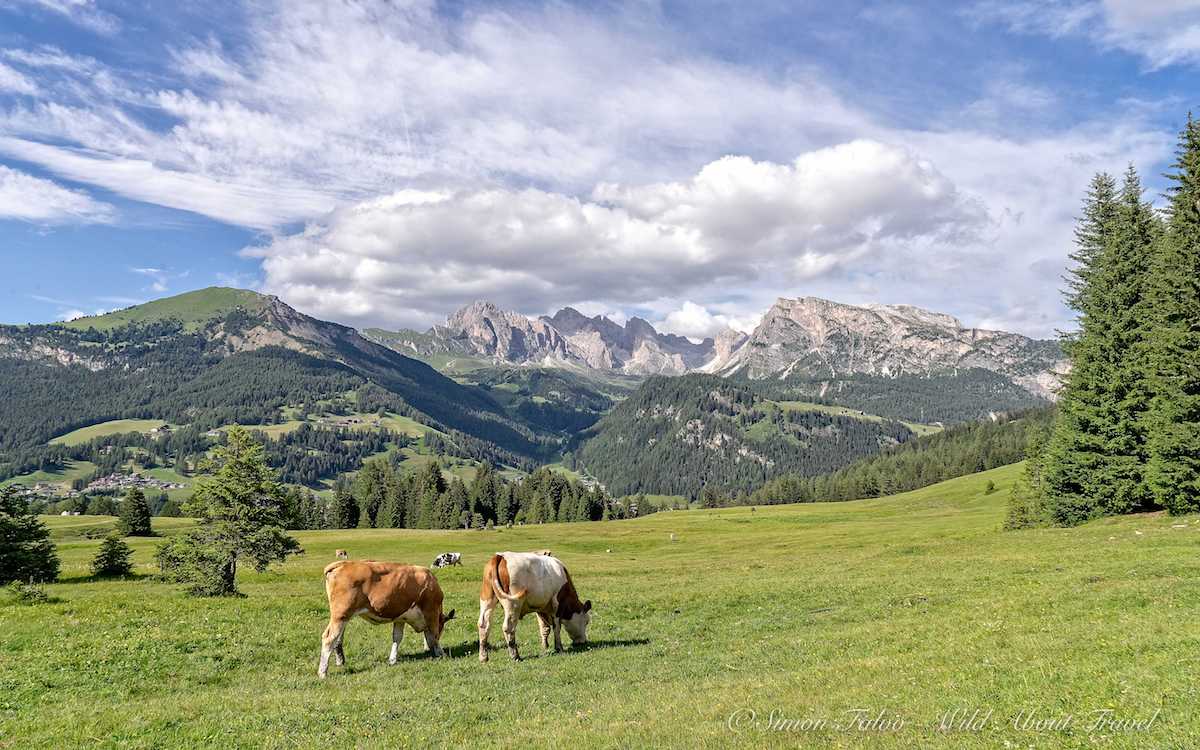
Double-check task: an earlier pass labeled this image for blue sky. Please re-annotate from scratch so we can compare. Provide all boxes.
[0,0,1197,337]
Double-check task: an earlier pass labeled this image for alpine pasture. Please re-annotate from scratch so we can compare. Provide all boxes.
[3,463,1196,748]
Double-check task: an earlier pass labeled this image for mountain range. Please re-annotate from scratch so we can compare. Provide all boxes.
[1,286,1065,498]
[365,295,1066,400]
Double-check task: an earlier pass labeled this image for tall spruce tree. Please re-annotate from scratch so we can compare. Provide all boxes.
[1042,166,1160,524]
[1041,172,1123,524]
[1146,116,1200,514]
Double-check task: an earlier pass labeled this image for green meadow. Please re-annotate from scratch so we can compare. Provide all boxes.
[3,463,1196,748]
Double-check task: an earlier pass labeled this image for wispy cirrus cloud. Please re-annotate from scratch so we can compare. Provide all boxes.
[0,164,114,223]
[968,0,1200,69]
[2,0,120,35]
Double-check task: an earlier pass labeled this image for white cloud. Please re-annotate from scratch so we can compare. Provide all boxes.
[0,0,1179,336]
[0,164,114,223]
[249,140,986,331]
[3,46,96,74]
[969,0,1200,69]
[0,61,37,95]
[654,301,761,339]
[56,308,86,321]
[4,0,120,35]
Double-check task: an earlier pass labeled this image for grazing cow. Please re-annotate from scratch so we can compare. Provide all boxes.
[318,560,455,678]
[432,552,462,568]
[478,552,592,662]
[335,549,348,559]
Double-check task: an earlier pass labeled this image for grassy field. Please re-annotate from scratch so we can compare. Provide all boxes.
[3,463,1197,748]
[61,287,268,333]
[38,514,197,541]
[48,419,169,446]
[0,459,97,489]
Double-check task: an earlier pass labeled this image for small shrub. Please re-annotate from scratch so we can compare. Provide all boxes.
[7,580,49,605]
[91,534,134,577]
[984,480,997,495]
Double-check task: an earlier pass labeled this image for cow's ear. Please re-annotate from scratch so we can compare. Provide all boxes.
[445,608,456,622]
[583,600,592,612]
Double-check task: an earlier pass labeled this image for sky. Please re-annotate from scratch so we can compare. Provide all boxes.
[0,0,1197,339]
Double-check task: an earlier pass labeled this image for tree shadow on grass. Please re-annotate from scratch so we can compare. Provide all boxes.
[55,571,156,585]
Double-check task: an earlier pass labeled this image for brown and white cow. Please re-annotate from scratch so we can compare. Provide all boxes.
[478,551,592,662]
[318,560,455,678]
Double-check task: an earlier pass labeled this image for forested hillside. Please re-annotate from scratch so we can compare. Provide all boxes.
[747,407,1053,505]
[0,289,559,483]
[576,374,915,498]
[747,368,1050,425]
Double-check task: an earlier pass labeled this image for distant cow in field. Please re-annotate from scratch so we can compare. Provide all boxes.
[318,560,456,678]
[432,552,462,568]
[334,549,348,559]
[478,552,592,662]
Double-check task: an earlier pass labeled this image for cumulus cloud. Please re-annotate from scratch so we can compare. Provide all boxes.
[654,301,761,339]
[0,164,114,223]
[249,141,987,330]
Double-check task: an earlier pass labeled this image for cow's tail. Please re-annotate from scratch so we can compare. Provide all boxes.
[323,560,350,601]
[486,554,522,604]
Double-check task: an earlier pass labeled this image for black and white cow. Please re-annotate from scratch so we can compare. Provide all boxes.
[432,552,462,568]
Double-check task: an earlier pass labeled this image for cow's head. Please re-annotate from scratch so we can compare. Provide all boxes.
[563,600,592,644]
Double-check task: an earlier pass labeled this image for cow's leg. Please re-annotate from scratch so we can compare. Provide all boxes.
[502,602,521,661]
[318,617,348,679]
[478,597,495,663]
[536,612,552,653]
[389,621,404,665]
[552,614,564,653]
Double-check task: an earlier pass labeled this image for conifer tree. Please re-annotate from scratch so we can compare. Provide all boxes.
[332,482,359,529]
[117,488,153,536]
[91,534,133,577]
[1146,116,1200,513]
[1041,167,1158,524]
[0,485,59,584]
[155,427,300,596]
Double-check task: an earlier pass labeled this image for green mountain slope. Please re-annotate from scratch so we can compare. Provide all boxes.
[62,287,269,332]
[576,374,916,498]
[0,289,555,481]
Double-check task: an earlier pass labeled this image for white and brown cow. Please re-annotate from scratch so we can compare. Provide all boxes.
[318,560,455,678]
[478,551,592,662]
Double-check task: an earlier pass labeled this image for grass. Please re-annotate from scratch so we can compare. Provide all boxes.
[61,287,268,332]
[38,514,197,541]
[0,459,97,489]
[48,419,169,446]
[5,463,1197,747]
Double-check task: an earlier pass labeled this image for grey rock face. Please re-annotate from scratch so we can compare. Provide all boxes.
[363,296,1065,399]
[707,296,1066,399]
